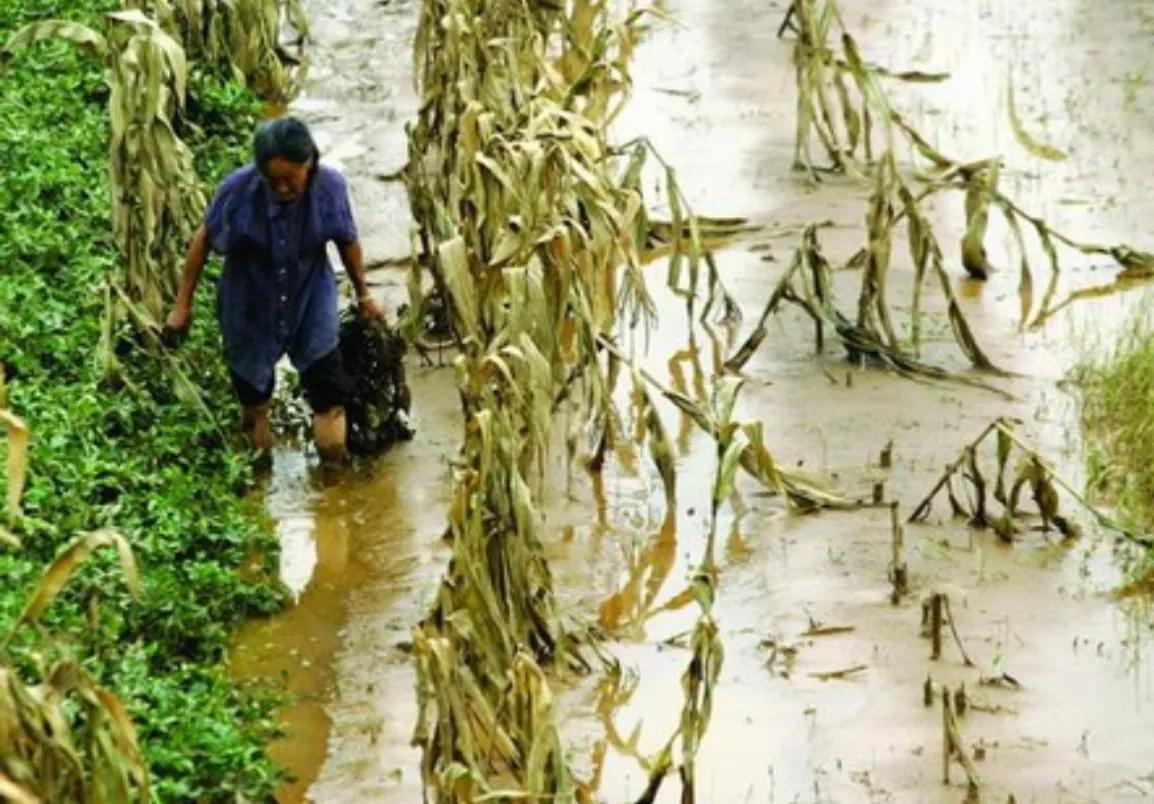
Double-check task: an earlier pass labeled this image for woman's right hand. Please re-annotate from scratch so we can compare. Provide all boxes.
[161,302,192,347]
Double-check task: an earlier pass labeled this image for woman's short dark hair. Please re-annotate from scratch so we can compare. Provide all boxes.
[253,117,319,173]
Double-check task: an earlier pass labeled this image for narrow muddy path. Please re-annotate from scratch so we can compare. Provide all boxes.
[233,0,1154,801]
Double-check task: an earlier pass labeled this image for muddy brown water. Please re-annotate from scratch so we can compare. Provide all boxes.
[231,0,1154,801]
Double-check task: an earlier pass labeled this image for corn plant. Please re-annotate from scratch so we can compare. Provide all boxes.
[604,377,857,799]
[762,0,1154,382]
[602,336,855,511]
[726,219,1009,396]
[632,566,722,804]
[633,378,773,801]
[0,392,147,801]
[3,10,203,325]
[121,0,309,103]
[0,531,147,803]
[909,417,1154,546]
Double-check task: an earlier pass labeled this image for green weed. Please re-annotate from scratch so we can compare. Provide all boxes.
[1078,303,1154,539]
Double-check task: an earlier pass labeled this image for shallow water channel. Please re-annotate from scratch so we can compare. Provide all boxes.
[232,0,1154,800]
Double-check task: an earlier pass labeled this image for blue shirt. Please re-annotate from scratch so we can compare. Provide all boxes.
[205,164,358,391]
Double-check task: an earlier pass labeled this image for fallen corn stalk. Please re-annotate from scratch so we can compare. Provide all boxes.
[909,417,1152,545]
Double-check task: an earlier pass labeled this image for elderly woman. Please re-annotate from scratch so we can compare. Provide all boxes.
[164,117,383,461]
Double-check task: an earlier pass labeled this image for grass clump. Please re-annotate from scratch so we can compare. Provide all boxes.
[1078,306,1154,538]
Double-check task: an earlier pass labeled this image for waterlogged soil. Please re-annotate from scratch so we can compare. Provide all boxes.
[231,0,1154,801]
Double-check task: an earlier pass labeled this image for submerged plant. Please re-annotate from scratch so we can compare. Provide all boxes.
[727,221,1007,394]
[909,417,1150,546]
[632,378,749,801]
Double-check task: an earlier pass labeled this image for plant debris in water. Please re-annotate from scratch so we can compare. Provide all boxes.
[338,309,414,455]
[909,417,1149,546]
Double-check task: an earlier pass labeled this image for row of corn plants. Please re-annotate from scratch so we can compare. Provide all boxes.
[403,0,859,799]
[1,0,308,798]
[404,1,660,796]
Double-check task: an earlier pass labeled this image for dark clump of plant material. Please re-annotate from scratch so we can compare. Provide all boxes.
[338,308,414,455]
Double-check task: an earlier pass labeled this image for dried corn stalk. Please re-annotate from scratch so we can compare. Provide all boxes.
[634,379,761,801]
[3,11,204,325]
[122,0,309,103]
[727,223,1009,395]
[0,661,150,803]
[909,417,1151,545]
[600,336,857,510]
[632,569,722,804]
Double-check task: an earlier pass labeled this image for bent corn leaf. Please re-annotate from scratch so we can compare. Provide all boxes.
[17,531,141,626]
[1007,73,1067,162]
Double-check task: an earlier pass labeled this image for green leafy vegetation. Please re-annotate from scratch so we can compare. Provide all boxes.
[1,0,289,798]
[1078,305,1154,575]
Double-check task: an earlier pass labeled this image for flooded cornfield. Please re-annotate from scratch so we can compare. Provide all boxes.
[232,0,1154,801]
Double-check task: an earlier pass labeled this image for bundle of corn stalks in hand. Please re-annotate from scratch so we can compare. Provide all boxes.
[338,308,414,455]
[750,0,1154,384]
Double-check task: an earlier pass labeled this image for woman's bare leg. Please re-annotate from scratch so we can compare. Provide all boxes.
[313,406,348,463]
[241,404,273,452]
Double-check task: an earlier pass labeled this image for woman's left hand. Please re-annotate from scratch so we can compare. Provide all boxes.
[358,296,386,321]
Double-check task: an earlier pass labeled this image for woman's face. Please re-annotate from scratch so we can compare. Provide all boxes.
[264,156,312,203]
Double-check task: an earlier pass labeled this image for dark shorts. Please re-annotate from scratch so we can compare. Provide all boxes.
[230,349,351,413]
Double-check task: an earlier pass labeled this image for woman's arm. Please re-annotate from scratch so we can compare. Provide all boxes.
[163,224,211,339]
[338,240,385,320]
